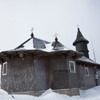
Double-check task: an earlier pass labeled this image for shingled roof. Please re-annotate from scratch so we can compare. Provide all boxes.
[0,31,99,66]
[73,28,89,46]
[52,37,65,50]
[15,33,68,52]
[76,56,100,66]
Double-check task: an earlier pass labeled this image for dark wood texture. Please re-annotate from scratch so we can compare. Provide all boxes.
[1,52,99,93]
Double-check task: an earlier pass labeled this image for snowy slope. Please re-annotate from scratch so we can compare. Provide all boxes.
[1,86,100,100]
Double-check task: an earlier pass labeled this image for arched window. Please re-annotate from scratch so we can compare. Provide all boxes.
[69,61,76,73]
[2,62,7,76]
[85,67,89,76]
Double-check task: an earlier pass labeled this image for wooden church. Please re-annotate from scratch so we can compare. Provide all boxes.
[0,28,100,93]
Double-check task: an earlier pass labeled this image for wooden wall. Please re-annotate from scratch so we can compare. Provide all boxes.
[77,63,96,89]
[49,54,79,89]
[1,52,97,93]
[1,55,49,92]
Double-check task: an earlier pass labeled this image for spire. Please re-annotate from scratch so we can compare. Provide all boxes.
[73,28,89,46]
[73,28,89,58]
[31,33,34,38]
[55,37,58,42]
[77,28,84,39]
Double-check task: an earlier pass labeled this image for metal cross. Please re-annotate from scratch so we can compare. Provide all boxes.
[77,25,80,28]
[54,33,58,38]
[31,27,34,33]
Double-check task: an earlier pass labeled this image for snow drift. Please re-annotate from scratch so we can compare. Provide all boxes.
[1,86,100,100]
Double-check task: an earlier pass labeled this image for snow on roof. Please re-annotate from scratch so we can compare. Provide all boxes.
[77,56,97,64]
[14,36,69,52]
[38,42,68,52]
[21,38,34,50]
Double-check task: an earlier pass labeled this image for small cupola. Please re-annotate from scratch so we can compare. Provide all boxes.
[52,37,65,50]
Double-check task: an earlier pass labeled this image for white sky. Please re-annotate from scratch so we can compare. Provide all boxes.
[0,0,100,63]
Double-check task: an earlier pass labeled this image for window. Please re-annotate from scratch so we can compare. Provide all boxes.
[2,62,7,76]
[69,61,76,73]
[96,71,100,76]
[85,67,89,76]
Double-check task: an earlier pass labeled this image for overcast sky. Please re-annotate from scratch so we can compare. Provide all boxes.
[0,0,100,63]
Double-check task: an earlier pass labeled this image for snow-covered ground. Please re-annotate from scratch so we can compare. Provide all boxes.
[0,86,100,100]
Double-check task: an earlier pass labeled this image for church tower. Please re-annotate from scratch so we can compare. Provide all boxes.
[73,28,89,58]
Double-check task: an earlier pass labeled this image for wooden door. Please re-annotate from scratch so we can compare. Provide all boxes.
[52,70,68,89]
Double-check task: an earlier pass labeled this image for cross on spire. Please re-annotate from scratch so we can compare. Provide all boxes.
[54,33,58,38]
[77,25,80,28]
[30,27,34,38]
[54,33,58,42]
[30,27,34,33]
